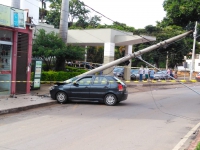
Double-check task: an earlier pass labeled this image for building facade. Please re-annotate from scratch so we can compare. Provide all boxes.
[186,54,200,72]
[0,2,37,96]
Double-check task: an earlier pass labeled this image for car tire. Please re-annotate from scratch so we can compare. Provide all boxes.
[104,93,117,106]
[131,75,136,81]
[56,91,68,104]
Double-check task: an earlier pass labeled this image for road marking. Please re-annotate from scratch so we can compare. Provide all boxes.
[172,122,200,150]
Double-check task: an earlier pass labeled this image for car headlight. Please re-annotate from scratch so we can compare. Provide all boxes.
[49,85,57,90]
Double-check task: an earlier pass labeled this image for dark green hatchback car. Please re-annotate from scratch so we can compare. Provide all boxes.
[49,75,128,106]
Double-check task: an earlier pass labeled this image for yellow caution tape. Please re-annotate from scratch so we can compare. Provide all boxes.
[0,80,198,83]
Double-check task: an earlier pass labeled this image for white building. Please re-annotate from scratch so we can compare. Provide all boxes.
[0,0,39,25]
[185,54,200,72]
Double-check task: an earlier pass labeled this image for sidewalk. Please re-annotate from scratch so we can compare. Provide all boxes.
[0,84,56,115]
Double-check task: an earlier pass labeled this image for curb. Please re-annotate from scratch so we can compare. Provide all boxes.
[172,122,200,150]
[0,101,57,115]
[125,80,200,87]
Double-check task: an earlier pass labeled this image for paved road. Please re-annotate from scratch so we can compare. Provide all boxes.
[0,85,200,150]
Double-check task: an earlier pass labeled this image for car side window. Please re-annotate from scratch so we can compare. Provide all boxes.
[93,76,108,85]
[77,77,92,85]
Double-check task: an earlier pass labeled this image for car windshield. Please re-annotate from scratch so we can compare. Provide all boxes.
[156,71,167,74]
[64,77,78,83]
[131,69,138,74]
[113,67,123,72]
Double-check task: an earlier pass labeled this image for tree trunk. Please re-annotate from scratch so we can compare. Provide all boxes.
[55,57,66,71]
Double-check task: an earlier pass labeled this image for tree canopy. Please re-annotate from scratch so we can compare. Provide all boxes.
[36,0,200,70]
[45,0,101,29]
[32,29,85,71]
[162,0,200,27]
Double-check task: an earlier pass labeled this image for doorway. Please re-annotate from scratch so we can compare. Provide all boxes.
[15,32,28,94]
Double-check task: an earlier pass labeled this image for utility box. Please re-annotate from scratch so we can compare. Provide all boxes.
[31,59,42,90]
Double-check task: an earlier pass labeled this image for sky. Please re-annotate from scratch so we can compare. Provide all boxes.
[0,0,166,29]
[81,0,166,29]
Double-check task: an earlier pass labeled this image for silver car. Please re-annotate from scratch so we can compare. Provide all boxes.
[130,69,145,80]
[154,71,169,80]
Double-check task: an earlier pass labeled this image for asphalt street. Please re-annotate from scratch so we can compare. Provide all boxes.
[0,85,199,150]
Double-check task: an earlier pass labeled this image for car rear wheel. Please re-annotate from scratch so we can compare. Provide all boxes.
[131,74,136,81]
[56,91,68,104]
[104,94,117,106]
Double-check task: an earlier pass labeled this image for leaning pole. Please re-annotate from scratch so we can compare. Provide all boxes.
[77,30,193,77]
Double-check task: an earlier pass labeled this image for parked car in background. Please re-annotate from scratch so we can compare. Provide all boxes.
[154,70,178,80]
[154,71,169,80]
[49,75,128,106]
[80,62,94,70]
[130,69,145,80]
[196,72,200,82]
[113,67,124,78]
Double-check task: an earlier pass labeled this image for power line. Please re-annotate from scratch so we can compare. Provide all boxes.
[78,0,154,43]
[24,0,155,44]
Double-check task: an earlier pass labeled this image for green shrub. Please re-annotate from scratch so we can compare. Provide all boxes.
[196,142,200,150]
[66,66,87,73]
[40,71,84,83]
[31,67,87,83]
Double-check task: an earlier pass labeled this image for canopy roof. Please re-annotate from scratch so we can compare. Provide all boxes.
[68,28,156,46]
[36,24,156,46]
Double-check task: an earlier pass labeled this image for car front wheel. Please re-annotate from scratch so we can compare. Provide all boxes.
[56,91,68,104]
[104,94,117,106]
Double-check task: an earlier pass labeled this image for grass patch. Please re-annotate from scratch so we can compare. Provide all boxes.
[196,142,200,150]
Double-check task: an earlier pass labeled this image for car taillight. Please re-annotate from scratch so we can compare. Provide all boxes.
[118,84,124,91]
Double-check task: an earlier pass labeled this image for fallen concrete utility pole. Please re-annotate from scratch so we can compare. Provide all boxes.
[78,30,193,77]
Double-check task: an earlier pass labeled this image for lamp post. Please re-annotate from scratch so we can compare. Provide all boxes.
[189,21,198,80]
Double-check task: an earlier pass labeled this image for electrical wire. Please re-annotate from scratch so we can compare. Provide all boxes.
[26,0,200,121]
[136,56,200,121]
[79,0,154,43]
[25,0,156,45]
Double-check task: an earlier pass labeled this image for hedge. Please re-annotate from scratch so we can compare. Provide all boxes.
[31,67,87,83]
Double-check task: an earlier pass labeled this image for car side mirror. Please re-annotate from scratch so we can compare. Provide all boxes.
[73,82,79,86]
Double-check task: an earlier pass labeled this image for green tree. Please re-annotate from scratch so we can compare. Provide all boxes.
[97,22,135,32]
[87,46,104,63]
[133,25,195,68]
[39,0,49,23]
[163,0,200,27]
[87,15,101,28]
[69,0,90,24]
[32,29,85,71]
[46,0,93,28]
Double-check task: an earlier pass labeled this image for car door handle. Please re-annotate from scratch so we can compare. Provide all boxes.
[104,86,108,89]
